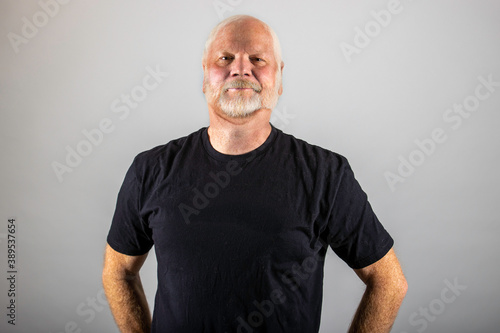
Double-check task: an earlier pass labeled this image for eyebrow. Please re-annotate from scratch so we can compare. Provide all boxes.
[216,50,269,57]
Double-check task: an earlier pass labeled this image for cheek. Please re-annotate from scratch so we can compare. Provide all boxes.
[206,68,227,85]
[259,71,277,88]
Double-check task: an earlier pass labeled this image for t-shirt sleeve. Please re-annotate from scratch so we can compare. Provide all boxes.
[106,158,154,256]
[326,158,393,269]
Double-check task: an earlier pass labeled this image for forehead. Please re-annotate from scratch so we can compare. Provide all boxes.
[210,20,274,55]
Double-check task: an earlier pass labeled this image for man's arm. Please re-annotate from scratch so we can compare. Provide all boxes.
[102,244,152,333]
[348,248,408,333]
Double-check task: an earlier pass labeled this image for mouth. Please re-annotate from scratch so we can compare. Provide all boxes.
[224,88,259,95]
[223,80,262,93]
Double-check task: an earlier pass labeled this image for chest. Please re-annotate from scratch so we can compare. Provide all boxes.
[142,157,326,272]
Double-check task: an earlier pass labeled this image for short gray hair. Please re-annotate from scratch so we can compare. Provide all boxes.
[202,15,283,68]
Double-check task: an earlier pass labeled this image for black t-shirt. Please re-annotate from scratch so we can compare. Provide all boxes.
[107,125,393,333]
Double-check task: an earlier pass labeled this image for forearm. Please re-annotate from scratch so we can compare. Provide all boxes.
[103,273,152,333]
[348,282,406,333]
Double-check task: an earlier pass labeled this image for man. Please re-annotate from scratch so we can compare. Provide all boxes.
[102,15,407,333]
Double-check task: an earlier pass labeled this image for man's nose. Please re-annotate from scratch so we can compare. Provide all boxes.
[230,56,252,77]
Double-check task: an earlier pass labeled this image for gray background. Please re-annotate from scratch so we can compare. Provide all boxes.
[1,0,499,332]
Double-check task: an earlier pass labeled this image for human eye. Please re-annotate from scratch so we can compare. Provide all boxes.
[251,57,266,64]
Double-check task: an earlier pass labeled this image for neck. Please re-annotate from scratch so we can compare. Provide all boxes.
[207,107,272,155]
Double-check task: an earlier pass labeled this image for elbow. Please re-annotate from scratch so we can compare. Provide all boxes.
[395,274,408,302]
[102,264,140,285]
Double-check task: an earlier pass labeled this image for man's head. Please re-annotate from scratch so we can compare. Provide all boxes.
[202,15,284,119]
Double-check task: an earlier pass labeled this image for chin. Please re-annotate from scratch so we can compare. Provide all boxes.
[219,96,262,118]
[221,107,258,119]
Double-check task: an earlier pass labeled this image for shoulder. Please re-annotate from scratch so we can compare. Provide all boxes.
[274,128,350,172]
[130,127,205,181]
[135,128,204,163]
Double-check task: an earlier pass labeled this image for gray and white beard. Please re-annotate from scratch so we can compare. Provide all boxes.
[205,75,281,118]
[219,89,262,118]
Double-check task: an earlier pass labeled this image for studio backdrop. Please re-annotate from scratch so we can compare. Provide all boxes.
[1,1,499,332]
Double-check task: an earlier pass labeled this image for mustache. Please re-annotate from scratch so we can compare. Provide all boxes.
[223,80,262,93]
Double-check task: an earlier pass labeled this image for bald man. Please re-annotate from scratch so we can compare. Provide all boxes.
[102,15,407,333]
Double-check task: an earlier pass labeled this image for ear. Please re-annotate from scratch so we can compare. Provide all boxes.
[202,63,206,93]
[278,61,284,95]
